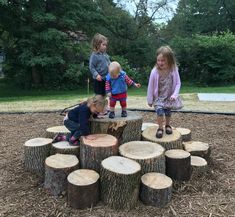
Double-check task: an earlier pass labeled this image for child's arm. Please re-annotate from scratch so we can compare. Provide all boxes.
[147,69,156,107]
[170,68,181,100]
[77,106,91,136]
[89,54,102,81]
[105,77,111,97]
[125,75,141,88]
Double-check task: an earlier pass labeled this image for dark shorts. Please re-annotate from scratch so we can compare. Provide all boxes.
[93,79,106,96]
[156,108,171,117]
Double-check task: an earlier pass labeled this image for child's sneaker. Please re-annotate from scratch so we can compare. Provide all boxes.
[69,140,80,146]
[109,111,115,119]
[52,133,66,143]
[121,110,127,117]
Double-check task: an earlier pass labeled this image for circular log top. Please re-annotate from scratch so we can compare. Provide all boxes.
[119,141,165,160]
[142,126,181,142]
[141,173,172,189]
[101,156,141,175]
[183,141,209,152]
[24,138,52,147]
[45,154,79,169]
[46,126,70,134]
[141,122,159,131]
[191,156,207,166]
[81,134,117,147]
[176,128,191,135]
[165,149,190,159]
[52,141,78,150]
[67,169,99,186]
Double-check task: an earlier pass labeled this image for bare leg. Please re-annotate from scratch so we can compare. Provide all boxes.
[157,116,164,129]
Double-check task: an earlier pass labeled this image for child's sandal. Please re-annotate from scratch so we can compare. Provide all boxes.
[165,125,173,134]
[156,128,164,138]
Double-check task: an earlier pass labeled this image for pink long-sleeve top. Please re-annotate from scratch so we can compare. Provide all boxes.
[147,66,181,105]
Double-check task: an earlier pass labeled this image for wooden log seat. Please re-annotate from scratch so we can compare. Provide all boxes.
[141,122,159,131]
[52,141,79,156]
[183,141,211,159]
[191,156,208,178]
[176,127,192,142]
[46,125,70,138]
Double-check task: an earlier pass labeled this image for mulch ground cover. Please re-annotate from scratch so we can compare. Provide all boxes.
[0,112,234,217]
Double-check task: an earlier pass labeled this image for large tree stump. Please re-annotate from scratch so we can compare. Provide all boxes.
[46,126,70,138]
[90,110,142,144]
[141,122,159,131]
[165,149,191,181]
[80,134,118,172]
[44,154,79,196]
[100,156,141,210]
[119,141,165,174]
[191,156,208,178]
[52,141,79,156]
[142,126,183,150]
[67,169,100,209]
[24,138,52,174]
[140,172,173,207]
[176,127,191,142]
[183,141,211,159]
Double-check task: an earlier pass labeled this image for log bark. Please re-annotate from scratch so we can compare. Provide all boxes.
[100,156,141,210]
[140,172,173,207]
[183,141,211,159]
[191,156,208,178]
[80,134,118,172]
[165,149,191,181]
[24,138,52,174]
[119,141,165,174]
[176,127,191,142]
[142,126,183,150]
[90,110,142,144]
[44,154,79,196]
[67,169,100,209]
[46,125,70,138]
[52,141,79,156]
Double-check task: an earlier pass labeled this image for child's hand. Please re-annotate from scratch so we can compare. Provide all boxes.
[96,74,102,81]
[107,92,111,97]
[148,103,152,107]
[170,96,176,101]
[135,83,141,88]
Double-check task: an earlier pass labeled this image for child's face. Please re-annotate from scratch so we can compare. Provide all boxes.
[157,54,168,70]
[99,40,107,53]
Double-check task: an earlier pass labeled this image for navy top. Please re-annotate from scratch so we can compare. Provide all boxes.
[68,103,91,136]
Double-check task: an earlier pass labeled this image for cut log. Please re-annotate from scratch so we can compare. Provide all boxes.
[100,156,141,210]
[46,125,70,138]
[165,149,191,181]
[44,154,79,196]
[80,134,118,172]
[52,141,79,156]
[141,122,159,131]
[176,127,191,142]
[191,156,208,178]
[119,141,165,174]
[67,169,100,209]
[183,141,211,159]
[142,126,183,150]
[140,172,173,207]
[90,110,142,144]
[24,137,52,174]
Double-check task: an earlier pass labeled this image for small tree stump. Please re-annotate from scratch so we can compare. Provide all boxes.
[191,156,208,178]
[119,141,165,174]
[80,134,118,172]
[90,110,142,144]
[52,141,79,156]
[24,138,52,174]
[100,156,141,210]
[46,126,70,138]
[140,172,173,207]
[176,127,191,141]
[142,126,183,150]
[141,122,159,131]
[183,141,211,159]
[165,149,191,181]
[44,154,79,196]
[67,169,100,209]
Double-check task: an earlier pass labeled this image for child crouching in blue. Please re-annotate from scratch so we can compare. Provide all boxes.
[55,95,107,145]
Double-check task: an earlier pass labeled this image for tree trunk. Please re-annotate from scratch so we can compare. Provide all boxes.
[191,156,208,178]
[176,127,191,142]
[183,141,211,159]
[119,141,165,174]
[51,141,79,156]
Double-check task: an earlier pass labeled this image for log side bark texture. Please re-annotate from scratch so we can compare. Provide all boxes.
[176,127,191,142]
[191,156,208,178]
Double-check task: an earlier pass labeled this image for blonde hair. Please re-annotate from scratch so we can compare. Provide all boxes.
[91,33,108,52]
[109,61,121,78]
[156,46,177,71]
[87,95,107,111]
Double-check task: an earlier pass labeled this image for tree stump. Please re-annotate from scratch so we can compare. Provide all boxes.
[52,141,79,156]
[24,138,52,174]
[165,149,191,181]
[141,122,159,131]
[67,169,100,209]
[183,141,211,159]
[100,156,141,210]
[142,126,183,150]
[90,110,142,144]
[44,154,79,196]
[80,134,118,172]
[140,172,173,207]
[191,156,208,178]
[176,127,191,142]
[119,141,165,174]
[46,126,70,138]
